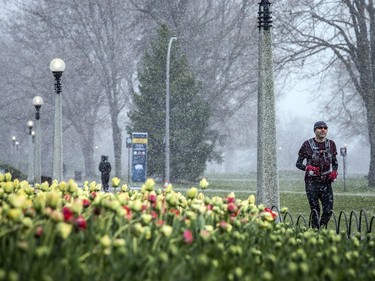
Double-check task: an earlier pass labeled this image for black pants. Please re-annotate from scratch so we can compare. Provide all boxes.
[101,174,110,190]
[305,181,334,228]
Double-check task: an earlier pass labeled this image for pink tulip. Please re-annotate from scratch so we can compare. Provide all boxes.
[183,230,194,244]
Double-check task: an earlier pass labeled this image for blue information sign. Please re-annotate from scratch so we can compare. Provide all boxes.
[131,132,148,183]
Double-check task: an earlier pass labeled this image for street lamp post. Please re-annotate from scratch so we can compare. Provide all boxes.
[11,136,16,155]
[165,36,177,187]
[33,96,43,184]
[50,58,65,182]
[15,141,19,168]
[256,0,280,210]
[27,120,34,183]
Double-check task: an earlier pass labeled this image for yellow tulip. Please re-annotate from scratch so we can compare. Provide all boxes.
[144,178,155,191]
[5,172,12,182]
[3,182,14,193]
[67,179,78,193]
[186,187,198,199]
[13,179,20,190]
[100,235,112,247]
[164,183,173,193]
[7,208,23,222]
[57,222,73,239]
[199,178,209,190]
[59,181,67,192]
[141,213,153,224]
[8,194,27,208]
[281,207,289,213]
[46,191,60,209]
[160,225,173,237]
[111,177,121,188]
[71,199,83,215]
[113,239,126,247]
[248,194,256,204]
[128,199,141,212]
[121,184,128,192]
[132,223,144,237]
[50,209,64,222]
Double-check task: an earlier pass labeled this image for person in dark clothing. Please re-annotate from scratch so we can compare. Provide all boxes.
[99,155,111,192]
[296,121,339,228]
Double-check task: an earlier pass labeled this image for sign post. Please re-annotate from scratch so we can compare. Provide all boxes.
[131,132,148,184]
[126,137,132,185]
[340,146,347,191]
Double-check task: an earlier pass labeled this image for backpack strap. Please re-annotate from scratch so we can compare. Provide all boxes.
[325,138,330,151]
[308,138,317,152]
[308,138,330,152]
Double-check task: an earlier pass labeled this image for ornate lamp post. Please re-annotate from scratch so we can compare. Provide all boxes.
[33,96,43,184]
[50,58,65,182]
[165,36,177,187]
[27,120,34,183]
[256,0,280,210]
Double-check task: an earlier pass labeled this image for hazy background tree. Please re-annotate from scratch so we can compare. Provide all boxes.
[4,0,366,182]
[0,0,263,179]
[129,0,261,153]
[274,0,375,187]
[1,0,141,177]
[128,25,217,181]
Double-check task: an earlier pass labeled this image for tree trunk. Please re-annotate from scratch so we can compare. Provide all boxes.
[366,102,375,187]
[81,144,95,178]
[111,114,122,177]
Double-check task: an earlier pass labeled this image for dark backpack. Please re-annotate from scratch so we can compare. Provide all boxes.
[307,138,332,175]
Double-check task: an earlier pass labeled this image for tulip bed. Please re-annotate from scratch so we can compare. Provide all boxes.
[0,173,375,281]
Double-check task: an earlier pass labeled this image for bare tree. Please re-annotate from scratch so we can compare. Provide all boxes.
[3,0,141,177]
[129,0,260,143]
[1,0,278,178]
[0,2,106,177]
[274,0,375,187]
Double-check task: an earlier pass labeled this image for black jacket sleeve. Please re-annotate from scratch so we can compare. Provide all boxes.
[296,155,306,171]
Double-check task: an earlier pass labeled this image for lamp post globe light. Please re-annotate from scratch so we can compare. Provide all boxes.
[33,96,43,184]
[50,58,65,182]
[165,36,177,187]
[27,120,35,183]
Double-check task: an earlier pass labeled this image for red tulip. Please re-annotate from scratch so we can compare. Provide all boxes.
[82,198,90,208]
[62,206,73,222]
[75,215,87,231]
[35,226,43,238]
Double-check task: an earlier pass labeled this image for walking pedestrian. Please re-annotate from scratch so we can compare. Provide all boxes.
[296,121,339,228]
[99,155,111,192]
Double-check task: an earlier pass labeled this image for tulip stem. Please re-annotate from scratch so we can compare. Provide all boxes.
[152,234,162,251]
[132,237,137,254]
[113,224,129,239]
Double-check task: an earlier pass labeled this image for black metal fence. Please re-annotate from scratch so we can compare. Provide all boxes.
[272,207,375,238]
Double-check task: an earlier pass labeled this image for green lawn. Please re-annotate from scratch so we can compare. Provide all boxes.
[160,171,375,231]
